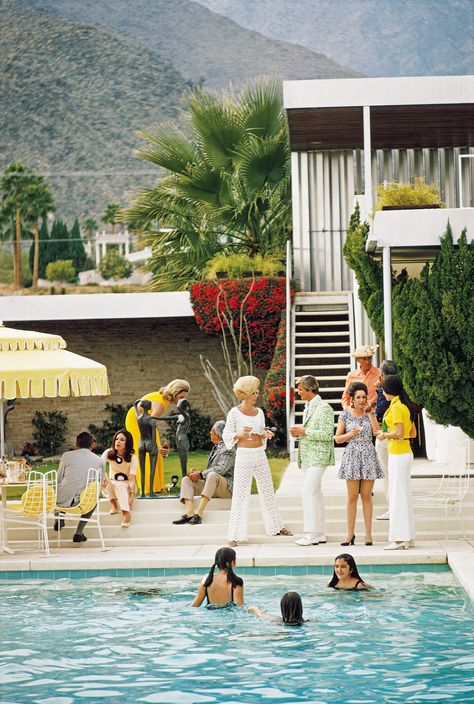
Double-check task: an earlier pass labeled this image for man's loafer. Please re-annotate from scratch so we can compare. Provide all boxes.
[172,514,192,525]
[188,514,202,525]
[73,534,87,543]
[294,536,319,546]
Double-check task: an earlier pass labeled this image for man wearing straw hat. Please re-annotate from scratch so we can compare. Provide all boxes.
[341,344,381,410]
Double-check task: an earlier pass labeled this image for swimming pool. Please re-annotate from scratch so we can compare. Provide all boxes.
[1,569,473,704]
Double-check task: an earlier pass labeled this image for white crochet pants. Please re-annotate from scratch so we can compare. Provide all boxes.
[227,447,283,542]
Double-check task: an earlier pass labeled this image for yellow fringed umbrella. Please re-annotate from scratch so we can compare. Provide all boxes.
[0,322,110,456]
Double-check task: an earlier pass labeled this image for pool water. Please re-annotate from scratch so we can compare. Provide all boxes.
[1,571,473,704]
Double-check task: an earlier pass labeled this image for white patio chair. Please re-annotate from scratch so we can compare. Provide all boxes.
[414,439,470,543]
[54,467,106,550]
[5,470,57,555]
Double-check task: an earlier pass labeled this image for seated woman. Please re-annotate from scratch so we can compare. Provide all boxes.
[191,547,244,608]
[102,429,138,528]
[327,553,373,590]
[248,591,306,625]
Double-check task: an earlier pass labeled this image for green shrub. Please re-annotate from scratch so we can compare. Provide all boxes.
[32,410,68,455]
[206,252,285,279]
[374,177,442,212]
[45,259,77,283]
[88,403,130,452]
[163,406,213,452]
[99,250,133,280]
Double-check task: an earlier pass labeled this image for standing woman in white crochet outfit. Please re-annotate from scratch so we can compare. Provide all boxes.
[223,375,292,547]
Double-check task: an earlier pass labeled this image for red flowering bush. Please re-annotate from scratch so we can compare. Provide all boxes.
[262,311,291,446]
[190,278,286,369]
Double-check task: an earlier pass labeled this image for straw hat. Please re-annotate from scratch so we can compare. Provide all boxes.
[352,344,379,359]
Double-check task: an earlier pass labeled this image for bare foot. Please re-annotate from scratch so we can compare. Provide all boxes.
[228,541,238,548]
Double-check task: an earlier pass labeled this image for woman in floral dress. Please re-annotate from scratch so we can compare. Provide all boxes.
[335,382,383,546]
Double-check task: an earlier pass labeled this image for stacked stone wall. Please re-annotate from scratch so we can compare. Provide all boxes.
[6,318,267,454]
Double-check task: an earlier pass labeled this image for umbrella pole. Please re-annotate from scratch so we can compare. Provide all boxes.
[0,400,4,458]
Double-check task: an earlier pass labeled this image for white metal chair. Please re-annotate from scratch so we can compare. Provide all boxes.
[5,470,57,555]
[54,467,106,550]
[414,439,470,543]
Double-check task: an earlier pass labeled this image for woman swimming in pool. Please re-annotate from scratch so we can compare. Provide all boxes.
[327,554,373,590]
[191,547,244,608]
[248,591,306,625]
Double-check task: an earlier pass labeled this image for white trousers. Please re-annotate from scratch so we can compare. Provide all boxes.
[388,452,415,542]
[375,438,389,502]
[227,447,283,542]
[301,465,327,537]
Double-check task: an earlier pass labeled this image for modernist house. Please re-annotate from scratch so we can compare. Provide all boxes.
[283,75,474,431]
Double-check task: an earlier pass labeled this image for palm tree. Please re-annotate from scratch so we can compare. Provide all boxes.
[83,217,97,243]
[23,175,55,288]
[126,80,291,290]
[101,203,121,234]
[0,162,32,288]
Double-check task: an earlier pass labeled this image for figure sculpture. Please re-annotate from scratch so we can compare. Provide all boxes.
[134,399,160,497]
[162,397,191,478]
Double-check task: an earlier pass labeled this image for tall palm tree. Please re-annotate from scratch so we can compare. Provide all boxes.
[23,175,55,288]
[126,80,291,290]
[83,217,97,243]
[0,162,32,288]
[101,203,121,234]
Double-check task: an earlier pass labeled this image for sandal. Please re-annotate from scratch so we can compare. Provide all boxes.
[228,541,238,548]
[121,519,131,528]
[275,527,293,536]
[109,508,118,515]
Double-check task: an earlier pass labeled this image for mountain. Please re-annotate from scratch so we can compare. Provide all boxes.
[2,0,360,222]
[24,0,360,90]
[196,0,474,78]
[0,0,190,222]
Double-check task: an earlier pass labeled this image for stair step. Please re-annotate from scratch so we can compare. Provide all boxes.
[296,321,349,327]
[295,354,350,360]
[295,342,351,348]
[294,332,350,337]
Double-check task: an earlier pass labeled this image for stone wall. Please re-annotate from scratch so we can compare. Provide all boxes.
[6,318,268,454]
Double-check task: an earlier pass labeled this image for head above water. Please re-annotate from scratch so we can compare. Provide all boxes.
[328,553,364,587]
[280,591,304,625]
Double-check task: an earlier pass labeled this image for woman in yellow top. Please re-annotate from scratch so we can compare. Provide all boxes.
[125,379,190,495]
[377,374,416,550]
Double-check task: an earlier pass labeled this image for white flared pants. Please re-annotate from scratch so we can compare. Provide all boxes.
[301,465,327,537]
[375,438,389,502]
[227,447,283,542]
[388,452,415,542]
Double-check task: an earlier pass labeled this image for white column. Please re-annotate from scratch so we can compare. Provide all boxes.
[383,246,392,358]
[363,106,373,210]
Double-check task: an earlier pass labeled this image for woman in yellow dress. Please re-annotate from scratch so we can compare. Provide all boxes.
[125,379,190,495]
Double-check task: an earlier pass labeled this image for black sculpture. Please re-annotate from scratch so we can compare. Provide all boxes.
[133,399,160,497]
[162,397,191,478]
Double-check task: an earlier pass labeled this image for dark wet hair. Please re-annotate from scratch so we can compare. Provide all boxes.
[381,374,416,421]
[280,591,304,625]
[204,547,243,590]
[348,382,368,398]
[107,428,134,463]
[328,553,365,588]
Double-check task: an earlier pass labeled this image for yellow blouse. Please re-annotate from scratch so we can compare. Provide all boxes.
[384,396,412,455]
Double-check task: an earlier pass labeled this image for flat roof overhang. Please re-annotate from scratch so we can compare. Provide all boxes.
[366,207,474,261]
[0,292,194,323]
[283,76,474,151]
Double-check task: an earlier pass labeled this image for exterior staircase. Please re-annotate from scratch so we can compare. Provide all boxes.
[292,291,354,426]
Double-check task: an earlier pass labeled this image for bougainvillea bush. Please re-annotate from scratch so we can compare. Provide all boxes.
[262,311,290,446]
[190,278,286,369]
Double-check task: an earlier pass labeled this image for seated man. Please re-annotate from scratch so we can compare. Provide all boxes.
[56,431,104,543]
[173,420,235,525]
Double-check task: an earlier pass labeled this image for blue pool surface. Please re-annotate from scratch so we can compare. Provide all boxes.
[1,569,473,704]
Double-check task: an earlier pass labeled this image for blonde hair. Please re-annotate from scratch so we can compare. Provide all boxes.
[233,375,260,401]
[159,379,191,401]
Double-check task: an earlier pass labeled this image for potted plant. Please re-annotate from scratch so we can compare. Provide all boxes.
[374,177,443,213]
